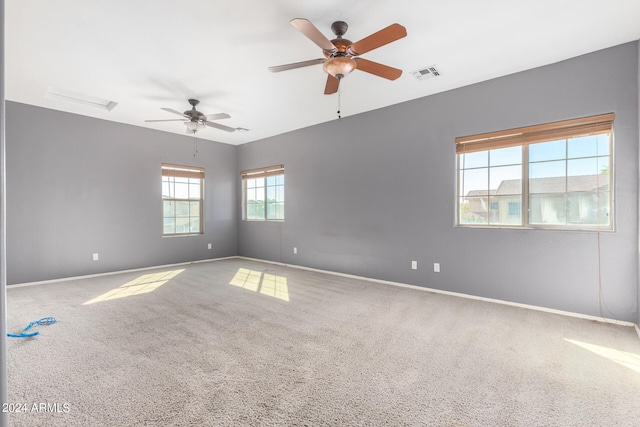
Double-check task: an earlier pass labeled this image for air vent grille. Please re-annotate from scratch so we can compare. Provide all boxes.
[411,65,441,81]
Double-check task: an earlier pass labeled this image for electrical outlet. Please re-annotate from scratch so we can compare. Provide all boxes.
[434,263,440,273]
[208,243,212,249]
[293,247,298,254]
[411,260,418,270]
[92,253,99,261]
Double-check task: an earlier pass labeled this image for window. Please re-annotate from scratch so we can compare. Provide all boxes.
[242,165,284,221]
[162,164,204,235]
[457,114,613,230]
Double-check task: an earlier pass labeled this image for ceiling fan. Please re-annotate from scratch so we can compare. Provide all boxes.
[269,19,407,94]
[145,98,236,133]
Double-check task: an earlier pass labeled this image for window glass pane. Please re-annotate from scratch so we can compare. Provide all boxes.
[189,183,201,199]
[276,186,284,202]
[568,135,600,159]
[189,218,200,233]
[176,218,190,233]
[567,174,606,193]
[488,196,522,225]
[175,201,190,217]
[568,157,598,177]
[267,202,276,219]
[163,218,175,234]
[459,151,488,169]
[489,146,521,166]
[247,201,264,220]
[174,182,189,199]
[162,181,172,198]
[567,192,600,225]
[529,161,566,194]
[163,201,174,217]
[529,194,566,225]
[596,133,610,156]
[246,188,257,202]
[189,201,200,216]
[598,157,610,177]
[276,174,284,185]
[460,195,489,225]
[266,175,276,186]
[490,165,521,194]
[265,202,284,220]
[529,139,566,162]
[459,198,480,224]
[267,186,276,202]
[462,167,489,197]
[597,191,611,225]
[247,203,256,220]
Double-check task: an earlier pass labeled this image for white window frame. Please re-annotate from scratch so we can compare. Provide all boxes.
[456,114,614,230]
[162,163,204,236]
[241,165,285,221]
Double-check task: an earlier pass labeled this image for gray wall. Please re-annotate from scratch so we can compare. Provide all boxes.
[6,102,237,284]
[238,42,639,322]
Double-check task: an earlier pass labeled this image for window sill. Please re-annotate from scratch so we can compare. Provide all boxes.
[455,224,614,232]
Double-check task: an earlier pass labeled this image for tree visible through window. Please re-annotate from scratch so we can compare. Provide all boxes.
[162,164,204,235]
[456,114,613,230]
[242,165,284,221]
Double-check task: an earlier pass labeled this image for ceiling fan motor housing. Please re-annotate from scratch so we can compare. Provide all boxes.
[331,21,348,37]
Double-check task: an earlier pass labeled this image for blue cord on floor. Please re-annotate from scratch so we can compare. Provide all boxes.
[7,317,57,338]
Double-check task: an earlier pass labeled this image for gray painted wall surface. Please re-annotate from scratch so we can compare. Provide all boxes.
[1,0,9,423]
[6,102,238,284]
[238,42,639,322]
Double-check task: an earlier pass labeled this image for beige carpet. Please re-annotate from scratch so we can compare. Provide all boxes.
[6,258,640,426]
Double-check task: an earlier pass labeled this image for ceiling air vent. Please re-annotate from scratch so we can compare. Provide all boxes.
[410,65,440,81]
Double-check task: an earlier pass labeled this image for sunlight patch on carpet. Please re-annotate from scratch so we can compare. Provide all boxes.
[230,268,289,301]
[565,338,640,374]
[83,269,185,305]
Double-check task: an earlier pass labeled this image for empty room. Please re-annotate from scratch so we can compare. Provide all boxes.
[2,1,640,426]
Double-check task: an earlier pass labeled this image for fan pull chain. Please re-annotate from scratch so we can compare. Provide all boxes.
[337,83,342,120]
[193,132,199,157]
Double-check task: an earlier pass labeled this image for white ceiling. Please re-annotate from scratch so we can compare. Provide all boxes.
[6,1,640,145]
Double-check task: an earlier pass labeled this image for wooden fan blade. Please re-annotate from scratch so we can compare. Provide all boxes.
[204,121,236,133]
[324,75,340,95]
[161,108,189,118]
[269,58,325,73]
[354,58,403,80]
[206,113,231,120]
[145,119,187,123]
[349,23,407,56]
[290,18,337,53]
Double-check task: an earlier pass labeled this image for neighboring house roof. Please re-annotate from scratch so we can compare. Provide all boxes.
[465,174,609,197]
[465,189,496,197]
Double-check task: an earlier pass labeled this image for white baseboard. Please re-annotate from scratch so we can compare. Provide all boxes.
[237,256,636,328]
[8,256,237,288]
[9,254,638,331]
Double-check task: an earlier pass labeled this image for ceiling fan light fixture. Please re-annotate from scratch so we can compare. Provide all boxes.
[185,121,205,132]
[323,57,357,79]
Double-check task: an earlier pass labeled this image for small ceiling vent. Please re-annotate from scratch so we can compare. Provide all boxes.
[410,65,441,81]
